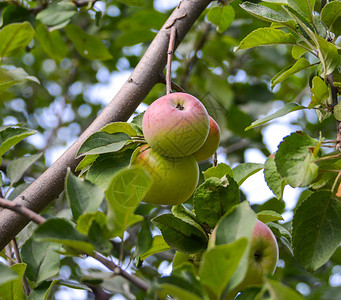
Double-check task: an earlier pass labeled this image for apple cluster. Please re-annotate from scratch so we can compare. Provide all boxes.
[133,92,220,205]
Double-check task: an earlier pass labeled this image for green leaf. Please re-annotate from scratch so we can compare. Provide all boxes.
[34,218,96,255]
[203,163,234,180]
[136,220,153,256]
[334,102,341,121]
[105,166,151,237]
[0,126,36,156]
[86,150,133,190]
[0,22,34,58]
[215,201,258,292]
[246,103,306,131]
[258,197,285,214]
[193,175,240,229]
[207,6,235,33]
[235,28,296,51]
[316,35,340,76]
[76,132,131,158]
[21,237,60,285]
[291,44,308,59]
[152,214,208,253]
[36,2,77,28]
[292,191,341,271]
[233,163,264,185]
[100,121,138,136]
[172,205,205,234]
[35,21,68,63]
[199,239,248,298]
[267,222,292,254]
[0,67,40,93]
[139,235,171,261]
[115,29,156,47]
[87,220,113,255]
[321,1,341,32]
[275,131,320,187]
[0,263,26,300]
[240,2,295,27]
[117,9,167,31]
[271,58,311,88]
[257,210,283,223]
[159,265,206,300]
[286,0,315,19]
[65,169,104,220]
[309,76,329,108]
[106,166,151,208]
[266,278,306,300]
[76,212,109,237]
[7,153,42,184]
[116,0,147,7]
[0,263,18,285]
[264,155,286,199]
[27,280,58,300]
[75,154,98,172]
[65,24,113,60]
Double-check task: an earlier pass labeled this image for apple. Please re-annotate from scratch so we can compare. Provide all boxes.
[193,116,220,162]
[142,92,210,158]
[241,220,278,285]
[222,220,279,298]
[132,145,199,205]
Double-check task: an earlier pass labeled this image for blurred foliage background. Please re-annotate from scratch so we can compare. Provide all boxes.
[1,0,341,298]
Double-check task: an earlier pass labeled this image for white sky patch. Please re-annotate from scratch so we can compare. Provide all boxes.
[154,0,179,12]
[85,70,132,105]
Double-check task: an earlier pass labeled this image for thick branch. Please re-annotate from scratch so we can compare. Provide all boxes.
[0,0,213,250]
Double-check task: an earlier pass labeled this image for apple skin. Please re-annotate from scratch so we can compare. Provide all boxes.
[209,220,278,298]
[193,116,220,162]
[133,145,199,205]
[142,92,210,158]
[241,220,278,286]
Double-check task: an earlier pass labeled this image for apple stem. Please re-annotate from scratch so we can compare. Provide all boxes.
[166,26,177,95]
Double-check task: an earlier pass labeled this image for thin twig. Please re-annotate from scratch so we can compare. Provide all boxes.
[166,27,177,95]
[11,238,31,296]
[213,152,218,167]
[327,74,341,150]
[92,252,150,292]
[0,198,46,225]
[5,245,14,266]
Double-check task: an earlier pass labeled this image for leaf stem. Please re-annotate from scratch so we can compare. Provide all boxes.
[11,238,31,296]
[331,171,341,194]
[166,26,177,95]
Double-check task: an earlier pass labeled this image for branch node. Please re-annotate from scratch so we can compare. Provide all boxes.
[165,13,187,29]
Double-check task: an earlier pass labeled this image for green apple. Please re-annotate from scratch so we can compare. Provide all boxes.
[142,92,210,158]
[225,220,279,298]
[241,220,278,285]
[133,145,199,205]
[193,116,220,162]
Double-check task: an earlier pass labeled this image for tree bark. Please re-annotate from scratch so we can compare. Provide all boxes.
[0,0,212,250]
